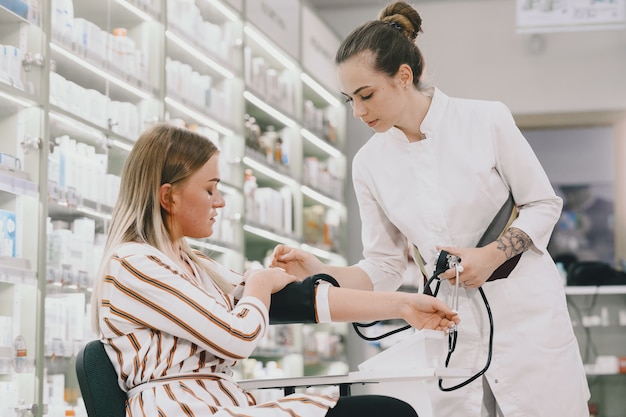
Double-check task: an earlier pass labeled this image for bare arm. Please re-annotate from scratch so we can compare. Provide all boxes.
[318,264,373,290]
[327,287,459,332]
[270,245,374,290]
[496,227,532,259]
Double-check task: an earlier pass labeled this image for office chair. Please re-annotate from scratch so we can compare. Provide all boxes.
[75,340,127,417]
[74,339,437,416]
[74,339,350,416]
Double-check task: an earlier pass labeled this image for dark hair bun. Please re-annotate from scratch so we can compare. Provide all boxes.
[378,1,422,42]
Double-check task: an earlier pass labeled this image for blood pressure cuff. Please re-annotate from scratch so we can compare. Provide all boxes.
[269,273,340,324]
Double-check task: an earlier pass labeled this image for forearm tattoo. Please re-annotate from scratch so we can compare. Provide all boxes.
[496,227,531,259]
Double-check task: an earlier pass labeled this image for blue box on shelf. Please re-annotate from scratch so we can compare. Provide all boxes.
[0,0,29,19]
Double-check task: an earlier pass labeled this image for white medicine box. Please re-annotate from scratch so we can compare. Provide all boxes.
[0,209,17,257]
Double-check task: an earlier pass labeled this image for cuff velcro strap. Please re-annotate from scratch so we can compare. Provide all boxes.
[269,273,339,324]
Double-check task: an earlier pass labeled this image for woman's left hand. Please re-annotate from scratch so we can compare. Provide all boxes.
[435,245,506,289]
[402,293,460,332]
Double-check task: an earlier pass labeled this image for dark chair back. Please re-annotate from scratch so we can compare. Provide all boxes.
[75,340,127,417]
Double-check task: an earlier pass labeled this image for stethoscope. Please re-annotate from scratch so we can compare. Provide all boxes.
[353,249,494,391]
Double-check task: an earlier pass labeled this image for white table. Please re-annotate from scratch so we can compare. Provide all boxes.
[240,330,473,417]
[239,367,472,397]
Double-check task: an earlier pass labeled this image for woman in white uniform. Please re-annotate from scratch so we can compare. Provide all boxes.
[271,2,590,416]
[90,123,459,417]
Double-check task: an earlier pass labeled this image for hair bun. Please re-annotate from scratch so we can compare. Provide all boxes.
[378,1,422,41]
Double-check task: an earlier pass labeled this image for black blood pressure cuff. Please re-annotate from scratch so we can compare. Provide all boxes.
[269,273,340,324]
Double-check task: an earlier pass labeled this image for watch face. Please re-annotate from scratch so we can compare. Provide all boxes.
[12,335,27,373]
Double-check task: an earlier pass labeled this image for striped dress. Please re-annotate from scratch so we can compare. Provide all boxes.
[99,242,337,417]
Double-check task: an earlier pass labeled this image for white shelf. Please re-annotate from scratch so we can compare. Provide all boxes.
[243,224,300,247]
[0,82,40,111]
[165,29,236,79]
[164,96,237,136]
[565,285,626,295]
[0,170,37,198]
[301,128,343,159]
[244,90,298,128]
[50,42,155,102]
[187,237,238,254]
[301,185,344,211]
[300,244,347,266]
[0,3,32,25]
[49,106,136,146]
[73,0,159,26]
[0,359,35,375]
[0,261,37,286]
[585,371,626,376]
[242,155,296,187]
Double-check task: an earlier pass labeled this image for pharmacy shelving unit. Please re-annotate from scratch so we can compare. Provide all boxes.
[565,285,626,416]
[45,0,163,413]
[0,3,46,416]
[238,3,349,380]
[0,0,350,415]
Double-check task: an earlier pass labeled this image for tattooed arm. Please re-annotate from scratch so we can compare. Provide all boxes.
[496,227,532,259]
[436,227,533,288]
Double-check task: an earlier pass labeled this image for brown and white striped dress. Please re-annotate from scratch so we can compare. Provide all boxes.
[99,242,337,417]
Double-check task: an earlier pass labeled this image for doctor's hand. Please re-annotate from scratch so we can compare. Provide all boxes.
[269,244,325,279]
[435,245,506,289]
[402,293,460,332]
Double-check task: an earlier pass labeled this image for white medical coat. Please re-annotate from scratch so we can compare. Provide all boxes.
[353,88,590,416]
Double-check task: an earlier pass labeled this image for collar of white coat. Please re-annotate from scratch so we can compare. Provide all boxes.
[420,87,447,139]
[387,87,448,143]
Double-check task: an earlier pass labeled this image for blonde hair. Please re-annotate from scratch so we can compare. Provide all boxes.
[91,123,230,331]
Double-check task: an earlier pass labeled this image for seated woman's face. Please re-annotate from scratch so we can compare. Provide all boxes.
[167,154,225,240]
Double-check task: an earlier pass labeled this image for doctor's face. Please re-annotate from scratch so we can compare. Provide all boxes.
[338,52,406,133]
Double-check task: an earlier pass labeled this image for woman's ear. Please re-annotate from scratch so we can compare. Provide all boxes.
[397,63,414,88]
[159,183,174,213]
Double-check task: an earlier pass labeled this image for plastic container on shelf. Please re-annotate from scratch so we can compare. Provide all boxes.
[243,169,258,222]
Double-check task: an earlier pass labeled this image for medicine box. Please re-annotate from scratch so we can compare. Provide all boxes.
[0,209,17,257]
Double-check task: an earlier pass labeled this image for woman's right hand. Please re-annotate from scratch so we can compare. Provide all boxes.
[269,244,325,279]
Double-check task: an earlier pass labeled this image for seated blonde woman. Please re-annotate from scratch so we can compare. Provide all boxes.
[91,123,459,417]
